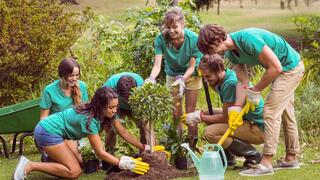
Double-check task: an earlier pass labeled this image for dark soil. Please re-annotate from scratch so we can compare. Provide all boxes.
[106,152,197,180]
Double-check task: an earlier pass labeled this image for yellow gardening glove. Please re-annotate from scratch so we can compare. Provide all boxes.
[227,106,243,135]
[180,113,187,124]
[243,100,256,114]
[131,157,150,175]
[118,156,150,175]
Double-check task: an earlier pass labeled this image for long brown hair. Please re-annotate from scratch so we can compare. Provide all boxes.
[198,24,227,54]
[58,58,82,105]
[162,6,185,45]
[76,87,118,132]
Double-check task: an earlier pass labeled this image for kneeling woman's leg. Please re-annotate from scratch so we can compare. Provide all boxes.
[25,125,82,178]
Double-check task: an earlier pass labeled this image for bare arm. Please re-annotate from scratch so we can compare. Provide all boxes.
[182,57,196,80]
[149,55,163,80]
[113,120,145,151]
[233,64,250,107]
[88,134,119,165]
[40,109,50,120]
[253,45,282,92]
[201,103,233,124]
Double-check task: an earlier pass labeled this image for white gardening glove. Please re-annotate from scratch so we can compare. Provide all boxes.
[118,156,135,170]
[171,75,185,98]
[245,88,261,105]
[185,110,202,126]
[118,156,150,175]
[144,144,151,151]
[144,77,156,84]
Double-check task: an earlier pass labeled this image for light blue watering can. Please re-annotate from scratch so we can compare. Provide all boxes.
[181,143,227,180]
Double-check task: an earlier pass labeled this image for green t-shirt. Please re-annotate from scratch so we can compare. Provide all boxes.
[154,28,203,76]
[225,28,300,72]
[39,80,89,114]
[218,69,264,130]
[39,108,100,140]
[103,72,144,110]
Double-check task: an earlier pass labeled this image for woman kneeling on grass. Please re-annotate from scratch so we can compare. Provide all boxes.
[13,87,149,180]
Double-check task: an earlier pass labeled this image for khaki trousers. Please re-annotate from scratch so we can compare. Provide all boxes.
[204,121,265,149]
[263,61,304,155]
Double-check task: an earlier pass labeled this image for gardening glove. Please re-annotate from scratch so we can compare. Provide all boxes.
[144,145,171,160]
[144,77,156,84]
[171,75,185,98]
[245,88,261,107]
[118,156,150,175]
[227,106,243,135]
[243,100,256,114]
[180,110,202,126]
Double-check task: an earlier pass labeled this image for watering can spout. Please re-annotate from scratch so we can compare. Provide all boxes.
[180,143,200,169]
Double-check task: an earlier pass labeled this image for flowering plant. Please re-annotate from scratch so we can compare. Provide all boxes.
[79,138,98,162]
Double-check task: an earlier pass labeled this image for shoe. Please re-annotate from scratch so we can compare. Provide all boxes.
[13,156,30,180]
[239,164,274,176]
[226,139,261,168]
[274,159,300,170]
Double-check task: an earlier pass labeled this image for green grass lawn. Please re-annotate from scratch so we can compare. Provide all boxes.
[1,142,320,179]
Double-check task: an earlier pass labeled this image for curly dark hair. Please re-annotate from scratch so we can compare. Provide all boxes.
[198,54,225,73]
[117,76,137,102]
[76,86,118,132]
[197,24,227,54]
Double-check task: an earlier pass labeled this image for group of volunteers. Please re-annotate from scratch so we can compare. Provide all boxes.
[13,6,304,179]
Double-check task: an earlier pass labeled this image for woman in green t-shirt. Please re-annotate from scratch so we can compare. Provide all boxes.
[13,87,149,180]
[145,7,203,149]
[39,58,89,163]
[198,24,304,176]
[184,54,265,168]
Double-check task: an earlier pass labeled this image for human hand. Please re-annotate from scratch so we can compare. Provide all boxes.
[180,111,202,126]
[171,75,185,98]
[227,106,243,135]
[118,156,150,175]
[245,88,261,105]
[144,77,156,84]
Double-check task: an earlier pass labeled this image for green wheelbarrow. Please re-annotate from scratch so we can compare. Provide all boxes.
[0,98,41,159]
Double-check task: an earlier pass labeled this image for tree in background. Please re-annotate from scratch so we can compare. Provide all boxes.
[0,0,92,107]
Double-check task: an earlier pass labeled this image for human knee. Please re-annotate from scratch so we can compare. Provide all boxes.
[69,167,82,179]
[204,127,218,142]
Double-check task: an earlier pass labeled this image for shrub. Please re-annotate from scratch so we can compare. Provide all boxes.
[295,82,320,144]
[293,15,320,83]
[0,0,92,107]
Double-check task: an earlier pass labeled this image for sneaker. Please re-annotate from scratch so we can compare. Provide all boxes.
[274,159,300,170]
[239,164,274,176]
[13,156,30,180]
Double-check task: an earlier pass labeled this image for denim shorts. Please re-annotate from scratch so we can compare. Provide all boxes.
[34,124,64,148]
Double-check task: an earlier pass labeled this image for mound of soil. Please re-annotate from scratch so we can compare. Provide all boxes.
[106,152,197,180]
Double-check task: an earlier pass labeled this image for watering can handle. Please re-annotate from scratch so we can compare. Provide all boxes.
[204,144,228,171]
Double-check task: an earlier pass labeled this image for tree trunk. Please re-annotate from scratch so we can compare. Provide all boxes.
[142,120,156,152]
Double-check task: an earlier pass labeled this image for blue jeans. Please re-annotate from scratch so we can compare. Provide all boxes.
[34,124,64,149]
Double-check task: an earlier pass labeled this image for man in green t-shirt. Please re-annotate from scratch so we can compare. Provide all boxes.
[198,25,304,176]
[183,54,265,168]
[103,72,151,153]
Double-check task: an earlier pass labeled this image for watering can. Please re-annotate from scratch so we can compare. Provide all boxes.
[181,143,227,180]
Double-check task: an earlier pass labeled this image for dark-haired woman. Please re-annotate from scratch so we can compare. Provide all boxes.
[39,58,88,163]
[184,54,265,168]
[13,87,149,180]
[103,72,150,153]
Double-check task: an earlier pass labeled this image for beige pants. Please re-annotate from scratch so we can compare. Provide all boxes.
[204,121,265,149]
[166,75,202,92]
[263,61,304,155]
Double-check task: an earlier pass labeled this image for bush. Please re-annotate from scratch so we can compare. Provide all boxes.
[0,0,92,107]
[293,16,320,83]
[295,82,320,144]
